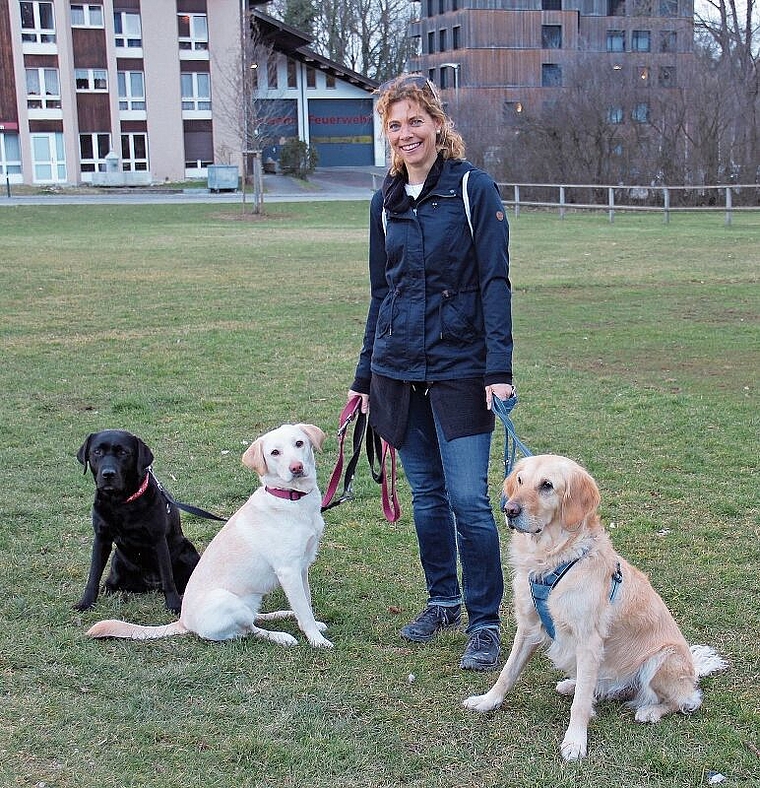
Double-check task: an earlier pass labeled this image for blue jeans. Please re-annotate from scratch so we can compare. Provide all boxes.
[397,386,503,633]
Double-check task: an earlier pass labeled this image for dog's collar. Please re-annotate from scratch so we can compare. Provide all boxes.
[124,474,150,504]
[265,486,310,501]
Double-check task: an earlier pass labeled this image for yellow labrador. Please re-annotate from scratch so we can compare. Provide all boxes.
[87,423,333,648]
[464,454,725,761]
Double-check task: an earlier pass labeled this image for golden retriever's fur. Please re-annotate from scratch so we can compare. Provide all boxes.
[463,454,726,761]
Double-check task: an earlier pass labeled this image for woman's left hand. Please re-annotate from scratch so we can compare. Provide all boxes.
[485,384,515,410]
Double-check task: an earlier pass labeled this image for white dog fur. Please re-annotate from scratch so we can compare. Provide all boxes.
[87,423,333,648]
[463,454,726,761]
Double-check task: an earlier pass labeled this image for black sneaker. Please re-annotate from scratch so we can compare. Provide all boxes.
[400,604,462,643]
[459,627,501,671]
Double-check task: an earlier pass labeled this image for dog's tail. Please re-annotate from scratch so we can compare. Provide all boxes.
[690,644,728,677]
[87,619,188,640]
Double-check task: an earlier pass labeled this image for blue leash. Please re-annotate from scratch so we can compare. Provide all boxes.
[491,394,533,478]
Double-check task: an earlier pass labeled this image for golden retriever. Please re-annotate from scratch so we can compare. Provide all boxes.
[87,423,333,648]
[463,454,726,760]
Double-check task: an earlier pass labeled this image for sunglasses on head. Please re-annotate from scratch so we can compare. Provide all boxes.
[378,74,439,97]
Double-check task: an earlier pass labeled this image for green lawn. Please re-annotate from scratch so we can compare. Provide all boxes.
[0,203,758,787]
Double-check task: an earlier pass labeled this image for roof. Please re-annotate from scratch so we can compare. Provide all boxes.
[250,8,379,92]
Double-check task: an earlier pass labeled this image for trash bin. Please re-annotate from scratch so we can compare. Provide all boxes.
[207,165,239,192]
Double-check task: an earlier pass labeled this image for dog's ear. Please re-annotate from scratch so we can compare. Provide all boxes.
[77,434,95,474]
[242,439,267,475]
[502,458,526,500]
[561,467,601,527]
[295,424,326,452]
[134,436,154,476]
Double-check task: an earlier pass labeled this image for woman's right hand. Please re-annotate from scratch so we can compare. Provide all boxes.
[348,389,370,414]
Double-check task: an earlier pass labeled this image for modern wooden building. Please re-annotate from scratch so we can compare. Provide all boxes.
[409,0,695,122]
[0,0,381,186]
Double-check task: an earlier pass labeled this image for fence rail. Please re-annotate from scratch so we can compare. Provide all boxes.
[497,183,759,224]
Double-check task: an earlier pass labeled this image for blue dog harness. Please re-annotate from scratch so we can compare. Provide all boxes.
[529,556,624,639]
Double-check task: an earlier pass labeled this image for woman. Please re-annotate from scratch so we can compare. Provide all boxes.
[349,74,513,671]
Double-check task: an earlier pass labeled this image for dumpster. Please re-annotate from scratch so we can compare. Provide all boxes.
[207,165,239,192]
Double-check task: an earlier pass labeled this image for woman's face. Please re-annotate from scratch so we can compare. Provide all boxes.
[385,99,442,180]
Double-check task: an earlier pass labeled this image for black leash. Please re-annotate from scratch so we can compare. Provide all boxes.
[149,469,227,522]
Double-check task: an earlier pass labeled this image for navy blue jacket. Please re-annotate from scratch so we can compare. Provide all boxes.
[354,158,512,389]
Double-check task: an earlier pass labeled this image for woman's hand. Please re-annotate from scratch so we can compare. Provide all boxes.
[348,389,370,414]
[485,384,515,410]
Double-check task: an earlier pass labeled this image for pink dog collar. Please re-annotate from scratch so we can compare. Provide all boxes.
[265,486,309,501]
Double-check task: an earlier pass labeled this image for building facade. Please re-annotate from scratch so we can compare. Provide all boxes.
[408,0,695,122]
[0,0,381,186]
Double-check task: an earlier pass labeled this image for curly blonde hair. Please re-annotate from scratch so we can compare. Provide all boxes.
[375,74,465,177]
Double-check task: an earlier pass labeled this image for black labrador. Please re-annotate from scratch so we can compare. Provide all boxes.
[76,430,201,613]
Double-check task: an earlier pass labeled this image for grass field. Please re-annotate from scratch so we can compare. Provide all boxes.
[0,202,758,788]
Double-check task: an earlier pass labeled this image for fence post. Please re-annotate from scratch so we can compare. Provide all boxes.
[559,185,565,220]
[608,186,615,223]
[663,187,670,224]
[514,184,520,218]
[725,187,733,226]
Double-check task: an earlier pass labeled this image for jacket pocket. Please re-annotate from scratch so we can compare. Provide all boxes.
[376,288,399,338]
[439,290,479,343]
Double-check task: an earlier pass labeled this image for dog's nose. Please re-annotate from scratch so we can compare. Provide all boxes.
[290,461,304,476]
[503,499,521,519]
[101,467,117,479]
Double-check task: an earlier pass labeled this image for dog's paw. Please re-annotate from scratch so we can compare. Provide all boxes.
[269,631,299,647]
[73,598,96,612]
[560,735,587,761]
[308,633,334,649]
[315,620,328,633]
[556,678,576,696]
[462,693,503,713]
[634,704,668,723]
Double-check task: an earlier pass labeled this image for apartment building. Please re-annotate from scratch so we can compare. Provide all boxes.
[409,0,695,123]
[0,0,380,186]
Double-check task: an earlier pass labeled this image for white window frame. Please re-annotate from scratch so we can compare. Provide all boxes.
[121,132,148,171]
[26,67,61,110]
[30,131,67,183]
[75,68,108,92]
[0,133,23,181]
[114,11,141,49]
[181,72,211,112]
[20,1,56,44]
[177,13,208,51]
[79,132,111,174]
[70,3,104,28]
[117,70,146,112]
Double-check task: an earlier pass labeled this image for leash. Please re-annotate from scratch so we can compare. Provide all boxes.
[149,469,227,522]
[491,393,533,478]
[321,395,401,522]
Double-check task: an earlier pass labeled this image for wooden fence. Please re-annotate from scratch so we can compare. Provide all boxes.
[498,183,759,225]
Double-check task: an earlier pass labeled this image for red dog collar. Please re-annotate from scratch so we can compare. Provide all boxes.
[265,486,309,501]
[125,474,150,503]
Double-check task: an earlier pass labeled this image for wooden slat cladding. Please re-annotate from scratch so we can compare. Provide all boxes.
[0,0,18,125]
[77,94,112,133]
[72,28,108,69]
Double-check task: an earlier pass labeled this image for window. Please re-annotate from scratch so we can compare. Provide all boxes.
[637,65,650,84]
[631,0,653,15]
[608,0,626,14]
[660,30,677,52]
[79,132,110,172]
[306,67,316,88]
[439,0,445,13]
[20,1,55,43]
[428,31,435,54]
[71,4,104,27]
[631,30,650,51]
[266,60,278,89]
[632,102,650,123]
[117,71,145,110]
[659,0,677,16]
[121,132,148,171]
[658,65,676,87]
[31,132,66,182]
[177,13,208,51]
[439,28,447,52]
[75,68,108,91]
[542,25,562,49]
[452,25,460,49]
[287,59,297,88]
[181,73,211,111]
[0,133,22,177]
[607,106,624,124]
[607,30,626,52]
[326,73,336,89]
[541,64,562,87]
[26,67,60,109]
[114,11,141,48]
[542,0,561,9]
